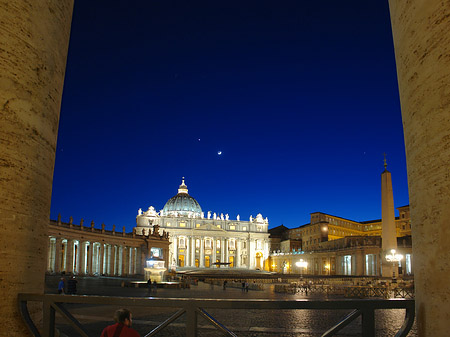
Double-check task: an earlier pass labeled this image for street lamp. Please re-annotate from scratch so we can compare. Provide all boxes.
[296,259,308,279]
[385,249,403,283]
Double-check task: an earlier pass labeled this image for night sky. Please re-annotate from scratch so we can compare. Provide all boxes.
[50,0,408,231]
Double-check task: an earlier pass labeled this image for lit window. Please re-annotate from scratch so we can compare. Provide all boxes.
[217,240,221,248]
[195,239,200,248]
[230,225,235,230]
[179,237,185,248]
[242,226,247,231]
[196,224,200,228]
[229,239,235,250]
[166,223,171,227]
[217,225,221,228]
[205,239,212,249]
[180,222,186,227]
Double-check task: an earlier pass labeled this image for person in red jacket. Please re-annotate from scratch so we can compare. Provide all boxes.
[100,308,140,337]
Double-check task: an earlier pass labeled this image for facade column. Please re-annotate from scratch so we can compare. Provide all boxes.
[172,236,178,267]
[66,239,74,274]
[236,239,241,268]
[225,239,229,265]
[185,237,190,267]
[389,1,450,334]
[191,237,196,266]
[212,238,217,265]
[47,238,54,272]
[220,238,225,263]
[249,239,255,269]
[200,237,205,267]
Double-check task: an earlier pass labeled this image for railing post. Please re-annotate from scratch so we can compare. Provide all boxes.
[185,304,197,337]
[43,300,55,337]
[361,307,375,337]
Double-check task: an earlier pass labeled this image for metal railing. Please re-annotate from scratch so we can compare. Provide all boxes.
[18,293,415,337]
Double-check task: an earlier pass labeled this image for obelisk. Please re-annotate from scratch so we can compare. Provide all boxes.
[381,156,397,278]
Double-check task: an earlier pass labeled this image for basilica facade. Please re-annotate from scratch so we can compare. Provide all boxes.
[136,179,271,270]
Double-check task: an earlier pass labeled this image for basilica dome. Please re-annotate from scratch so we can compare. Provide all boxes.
[162,178,202,217]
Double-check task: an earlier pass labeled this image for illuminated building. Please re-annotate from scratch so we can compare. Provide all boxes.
[136,178,270,270]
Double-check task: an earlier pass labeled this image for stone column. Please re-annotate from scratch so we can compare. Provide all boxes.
[249,240,255,269]
[66,239,74,274]
[200,237,205,267]
[220,238,225,263]
[99,244,105,275]
[225,239,229,266]
[0,0,73,333]
[87,242,94,275]
[172,236,178,267]
[122,246,128,277]
[111,245,117,276]
[389,1,450,335]
[130,247,135,275]
[191,237,196,266]
[54,237,62,274]
[185,237,190,267]
[47,238,54,272]
[236,240,241,268]
[212,238,217,265]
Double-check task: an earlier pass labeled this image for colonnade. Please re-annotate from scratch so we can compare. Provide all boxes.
[171,235,269,269]
[47,237,141,276]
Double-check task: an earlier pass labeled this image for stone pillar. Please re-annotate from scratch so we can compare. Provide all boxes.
[66,239,74,274]
[185,237,190,267]
[225,239,229,266]
[121,246,126,276]
[0,0,73,333]
[172,236,178,267]
[99,244,105,275]
[79,242,85,275]
[212,238,217,265]
[355,251,364,276]
[220,238,225,263]
[87,242,94,275]
[389,1,450,334]
[200,238,205,267]
[47,238,54,272]
[191,237,196,266]
[236,240,241,268]
[249,240,255,269]
[130,247,135,275]
[54,237,62,274]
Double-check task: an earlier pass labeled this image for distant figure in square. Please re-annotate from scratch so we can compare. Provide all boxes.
[147,279,152,294]
[100,308,140,337]
[153,280,158,294]
[57,278,65,294]
[245,281,249,292]
[67,276,77,295]
[223,280,227,290]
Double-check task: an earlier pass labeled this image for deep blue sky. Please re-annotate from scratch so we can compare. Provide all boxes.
[50,0,408,231]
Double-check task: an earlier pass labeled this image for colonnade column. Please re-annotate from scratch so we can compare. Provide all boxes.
[79,242,86,275]
[88,242,94,275]
[54,237,62,274]
[224,239,229,265]
[388,1,450,334]
[0,0,74,332]
[122,246,128,276]
[199,238,205,267]
[99,244,105,275]
[249,240,255,269]
[66,240,74,274]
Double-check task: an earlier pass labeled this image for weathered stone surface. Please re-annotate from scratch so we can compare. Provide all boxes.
[0,0,73,335]
[388,0,450,335]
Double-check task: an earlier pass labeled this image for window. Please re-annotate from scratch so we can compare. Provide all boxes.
[179,237,185,248]
[205,239,212,249]
[179,222,186,227]
[217,240,221,249]
[229,239,235,250]
[343,255,352,275]
[230,225,235,230]
[195,239,200,248]
[242,226,247,231]
[151,247,162,258]
[196,224,200,228]
[217,225,221,228]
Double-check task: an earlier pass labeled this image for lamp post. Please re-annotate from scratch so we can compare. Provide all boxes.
[296,259,308,279]
[385,249,403,283]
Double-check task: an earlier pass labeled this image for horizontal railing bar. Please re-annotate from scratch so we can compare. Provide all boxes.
[18,294,414,310]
